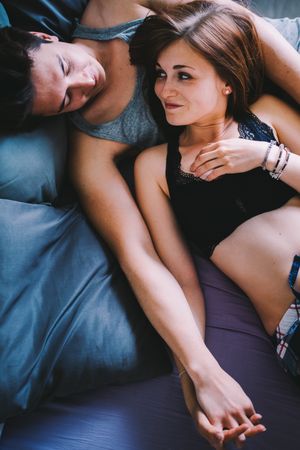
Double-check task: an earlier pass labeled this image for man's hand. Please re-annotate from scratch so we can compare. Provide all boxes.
[179,370,266,449]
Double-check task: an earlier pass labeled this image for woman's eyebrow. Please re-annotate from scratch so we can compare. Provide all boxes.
[173,64,195,70]
[155,62,195,70]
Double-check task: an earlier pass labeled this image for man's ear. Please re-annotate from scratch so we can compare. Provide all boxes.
[29,31,59,42]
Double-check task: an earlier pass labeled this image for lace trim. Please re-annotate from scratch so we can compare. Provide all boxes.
[238,110,275,141]
[174,112,276,185]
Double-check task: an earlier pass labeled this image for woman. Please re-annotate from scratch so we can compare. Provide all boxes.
[130,0,300,437]
[0,0,299,446]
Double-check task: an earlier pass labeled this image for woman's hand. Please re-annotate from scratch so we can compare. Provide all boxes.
[188,363,266,448]
[190,138,270,181]
[180,370,264,449]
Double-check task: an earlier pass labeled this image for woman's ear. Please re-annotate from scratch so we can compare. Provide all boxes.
[223,83,232,95]
[29,31,59,42]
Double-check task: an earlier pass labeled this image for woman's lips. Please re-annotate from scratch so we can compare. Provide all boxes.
[164,102,182,110]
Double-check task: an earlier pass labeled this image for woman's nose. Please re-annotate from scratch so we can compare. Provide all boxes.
[159,80,176,98]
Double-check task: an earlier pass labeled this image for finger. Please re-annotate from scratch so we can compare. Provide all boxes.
[199,143,219,155]
[232,405,260,429]
[194,411,224,449]
[223,424,249,442]
[190,150,219,172]
[223,418,248,449]
[201,141,224,153]
[249,413,263,425]
[193,159,223,178]
[244,424,267,437]
[205,166,226,181]
[244,404,256,419]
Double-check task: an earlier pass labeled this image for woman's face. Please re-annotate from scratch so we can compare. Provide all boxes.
[30,37,106,116]
[154,39,230,126]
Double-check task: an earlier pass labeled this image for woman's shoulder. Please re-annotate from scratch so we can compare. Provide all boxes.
[135,144,169,193]
[135,144,168,176]
[136,144,168,167]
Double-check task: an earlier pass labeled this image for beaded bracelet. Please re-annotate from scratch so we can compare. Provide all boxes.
[261,140,276,171]
[270,143,283,177]
[277,146,291,180]
[269,143,284,179]
[270,144,291,180]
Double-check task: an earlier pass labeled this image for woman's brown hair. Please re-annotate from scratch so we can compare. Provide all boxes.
[130,0,264,124]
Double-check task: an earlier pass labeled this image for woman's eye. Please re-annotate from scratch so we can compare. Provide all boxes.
[155,69,166,79]
[178,72,191,80]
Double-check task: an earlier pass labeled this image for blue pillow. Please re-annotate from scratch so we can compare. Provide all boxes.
[0,1,171,423]
[0,1,71,205]
[0,200,171,421]
[2,0,88,40]
[0,2,9,27]
[0,117,67,204]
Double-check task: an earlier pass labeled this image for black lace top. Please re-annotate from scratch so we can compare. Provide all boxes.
[166,112,297,257]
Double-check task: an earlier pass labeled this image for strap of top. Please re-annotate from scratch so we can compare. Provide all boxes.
[72,18,144,43]
[238,110,277,143]
[289,255,300,297]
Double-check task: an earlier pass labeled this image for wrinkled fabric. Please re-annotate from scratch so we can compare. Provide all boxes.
[0,200,170,421]
[0,2,9,27]
[0,117,67,204]
[1,258,300,450]
[1,0,88,40]
[267,17,300,51]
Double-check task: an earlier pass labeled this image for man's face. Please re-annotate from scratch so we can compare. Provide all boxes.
[30,38,106,116]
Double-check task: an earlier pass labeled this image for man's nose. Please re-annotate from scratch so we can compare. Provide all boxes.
[70,72,95,93]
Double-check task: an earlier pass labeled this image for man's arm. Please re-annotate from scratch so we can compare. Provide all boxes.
[251,16,300,103]
[70,130,212,371]
[195,0,300,102]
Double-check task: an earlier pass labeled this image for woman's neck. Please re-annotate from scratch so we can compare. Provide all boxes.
[180,116,235,147]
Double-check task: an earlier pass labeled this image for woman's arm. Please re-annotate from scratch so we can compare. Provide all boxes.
[134,144,265,445]
[189,95,300,185]
[253,94,300,191]
[70,130,264,446]
[251,16,300,103]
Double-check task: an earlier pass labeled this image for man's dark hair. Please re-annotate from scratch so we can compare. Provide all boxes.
[0,27,48,133]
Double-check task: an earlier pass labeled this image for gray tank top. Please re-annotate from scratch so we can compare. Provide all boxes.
[69,19,163,149]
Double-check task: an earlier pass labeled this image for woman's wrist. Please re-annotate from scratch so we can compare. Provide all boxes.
[186,355,222,387]
[264,143,280,172]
